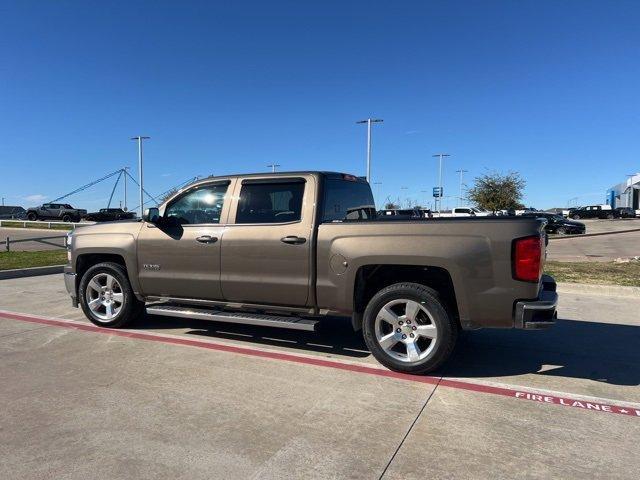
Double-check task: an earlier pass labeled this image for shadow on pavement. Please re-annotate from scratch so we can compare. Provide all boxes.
[445,318,640,386]
[129,314,640,385]
[129,314,370,358]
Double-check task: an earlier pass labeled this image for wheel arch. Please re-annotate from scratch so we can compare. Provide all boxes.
[351,264,460,331]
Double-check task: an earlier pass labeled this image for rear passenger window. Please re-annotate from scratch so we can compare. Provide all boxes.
[236,181,305,224]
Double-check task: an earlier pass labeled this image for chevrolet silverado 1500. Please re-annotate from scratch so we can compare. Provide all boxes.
[64,171,557,374]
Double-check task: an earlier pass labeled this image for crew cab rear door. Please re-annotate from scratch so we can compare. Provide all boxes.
[220,175,315,307]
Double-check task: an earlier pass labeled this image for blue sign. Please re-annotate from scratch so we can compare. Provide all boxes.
[433,187,443,198]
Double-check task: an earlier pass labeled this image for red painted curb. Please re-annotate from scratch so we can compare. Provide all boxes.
[1,310,638,419]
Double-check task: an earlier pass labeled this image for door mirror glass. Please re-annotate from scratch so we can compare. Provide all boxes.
[144,207,160,223]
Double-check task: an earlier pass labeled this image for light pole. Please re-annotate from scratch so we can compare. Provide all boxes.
[432,153,450,212]
[373,182,382,208]
[267,163,281,173]
[131,136,150,217]
[356,118,383,183]
[1,197,4,206]
[123,167,130,211]
[456,169,468,206]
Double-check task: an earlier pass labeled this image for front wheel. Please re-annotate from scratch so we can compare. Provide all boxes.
[362,283,458,374]
[572,215,580,220]
[62,215,72,223]
[27,212,38,221]
[78,262,144,328]
[556,227,567,235]
[606,213,614,220]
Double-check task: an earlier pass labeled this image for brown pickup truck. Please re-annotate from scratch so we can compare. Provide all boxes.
[64,171,557,374]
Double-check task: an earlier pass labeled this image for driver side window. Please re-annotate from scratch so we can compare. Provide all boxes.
[164,183,229,225]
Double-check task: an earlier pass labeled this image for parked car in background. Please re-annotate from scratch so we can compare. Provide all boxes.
[0,205,27,219]
[570,205,619,220]
[614,207,636,218]
[378,208,425,220]
[85,208,136,222]
[515,207,538,216]
[435,207,477,217]
[25,203,87,222]
[521,212,585,235]
[471,207,492,217]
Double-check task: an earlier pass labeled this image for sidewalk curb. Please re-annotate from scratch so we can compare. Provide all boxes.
[557,282,640,298]
[0,265,65,280]
[549,228,640,240]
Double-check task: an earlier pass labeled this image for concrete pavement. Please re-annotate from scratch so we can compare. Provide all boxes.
[1,227,67,251]
[0,274,639,479]
[547,230,640,262]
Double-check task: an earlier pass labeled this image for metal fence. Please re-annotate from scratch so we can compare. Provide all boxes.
[0,219,92,229]
[4,235,67,252]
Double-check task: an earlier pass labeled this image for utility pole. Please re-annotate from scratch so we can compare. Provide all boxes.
[131,136,150,217]
[432,153,450,212]
[456,169,468,206]
[267,164,281,173]
[123,167,130,211]
[356,118,383,183]
[1,197,4,206]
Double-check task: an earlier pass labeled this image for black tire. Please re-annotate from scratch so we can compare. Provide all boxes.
[27,212,38,221]
[62,215,72,223]
[572,215,580,220]
[556,227,567,235]
[362,282,458,374]
[78,262,144,328]
[606,213,614,220]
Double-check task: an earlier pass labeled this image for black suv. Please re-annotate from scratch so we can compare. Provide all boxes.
[85,208,136,222]
[521,212,586,235]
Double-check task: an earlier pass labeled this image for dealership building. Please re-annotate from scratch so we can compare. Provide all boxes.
[606,172,640,209]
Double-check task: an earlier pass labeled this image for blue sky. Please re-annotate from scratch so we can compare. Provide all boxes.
[1,0,639,210]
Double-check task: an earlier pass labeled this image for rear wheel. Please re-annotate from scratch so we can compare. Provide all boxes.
[27,212,38,221]
[606,213,614,220]
[572,214,580,220]
[556,227,567,235]
[78,262,144,328]
[62,214,72,223]
[362,282,457,374]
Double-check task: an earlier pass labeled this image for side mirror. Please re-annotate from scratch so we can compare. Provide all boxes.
[143,207,160,224]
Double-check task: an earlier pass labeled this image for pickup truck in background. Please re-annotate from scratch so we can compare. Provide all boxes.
[26,203,87,222]
[63,171,558,374]
[85,208,136,222]
[570,205,619,220]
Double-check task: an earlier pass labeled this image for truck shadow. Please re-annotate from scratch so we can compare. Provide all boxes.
[444,317,640,386]
[130,314,371,358]
[131,315,640,385]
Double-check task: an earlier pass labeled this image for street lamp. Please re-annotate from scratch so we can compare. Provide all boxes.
[267,163,281,173]
[456,169,468,207]
[131,136,150,217]
[356,118,383,183]
[373,181,382,208]
[432,153,451,212]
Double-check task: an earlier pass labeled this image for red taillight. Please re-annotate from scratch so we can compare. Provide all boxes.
[512,235,543,282]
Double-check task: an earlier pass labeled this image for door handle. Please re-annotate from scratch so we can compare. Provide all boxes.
[196,235,218,244]
[280,235,306,245]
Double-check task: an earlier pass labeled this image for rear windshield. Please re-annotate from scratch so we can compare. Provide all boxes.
[322,179,375,222]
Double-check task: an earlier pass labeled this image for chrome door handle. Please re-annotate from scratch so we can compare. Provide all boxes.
[280,235,306,245]
[196,235,218,244]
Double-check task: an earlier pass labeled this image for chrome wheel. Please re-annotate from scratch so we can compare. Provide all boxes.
[374,299,439,363]
[85,273,124,322]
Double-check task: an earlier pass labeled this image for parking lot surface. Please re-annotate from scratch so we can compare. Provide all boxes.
[1,227,67,251]
[1,274,639,479]
[548,230,640,262]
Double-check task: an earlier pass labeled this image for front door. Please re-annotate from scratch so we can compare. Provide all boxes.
[137,180,232,300]
[220,176,313,307]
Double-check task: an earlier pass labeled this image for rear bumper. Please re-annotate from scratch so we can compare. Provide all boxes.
[63,266,78,307]
[514,274,558,329]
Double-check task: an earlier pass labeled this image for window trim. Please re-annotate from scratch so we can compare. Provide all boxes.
[163,180,232,226]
